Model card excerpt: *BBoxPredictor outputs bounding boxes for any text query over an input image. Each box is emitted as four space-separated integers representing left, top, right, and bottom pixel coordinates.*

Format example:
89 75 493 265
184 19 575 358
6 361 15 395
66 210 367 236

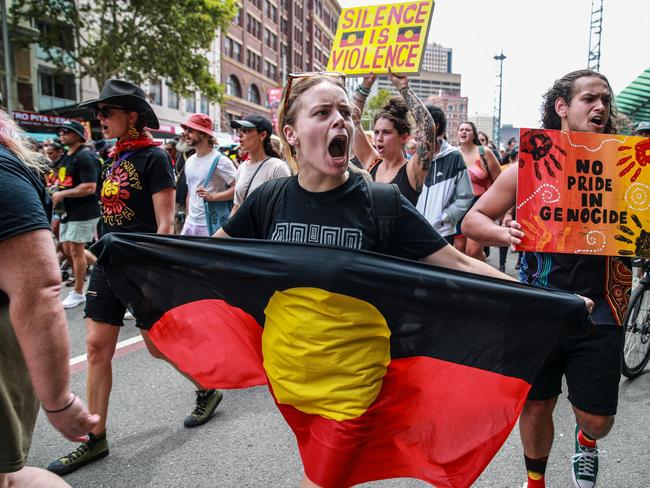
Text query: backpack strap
366 181 401 254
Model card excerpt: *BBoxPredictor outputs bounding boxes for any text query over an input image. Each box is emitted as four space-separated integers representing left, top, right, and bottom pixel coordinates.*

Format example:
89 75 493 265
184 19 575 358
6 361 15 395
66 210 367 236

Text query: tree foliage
13 0 237 102
367 88 393 113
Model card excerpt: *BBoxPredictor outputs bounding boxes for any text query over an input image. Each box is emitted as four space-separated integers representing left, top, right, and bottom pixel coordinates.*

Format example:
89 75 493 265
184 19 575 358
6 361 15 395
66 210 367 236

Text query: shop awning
616 68 650 124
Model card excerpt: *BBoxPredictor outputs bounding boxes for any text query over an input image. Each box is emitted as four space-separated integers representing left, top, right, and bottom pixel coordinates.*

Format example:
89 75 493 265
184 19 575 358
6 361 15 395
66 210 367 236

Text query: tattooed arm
351 74 378 170
389 71 437 192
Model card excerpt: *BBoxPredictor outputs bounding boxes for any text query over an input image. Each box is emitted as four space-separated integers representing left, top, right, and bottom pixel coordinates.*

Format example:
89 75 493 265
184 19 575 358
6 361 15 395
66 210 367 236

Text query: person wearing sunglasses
213 72 536 487
229 114 290 215
47 80 215 476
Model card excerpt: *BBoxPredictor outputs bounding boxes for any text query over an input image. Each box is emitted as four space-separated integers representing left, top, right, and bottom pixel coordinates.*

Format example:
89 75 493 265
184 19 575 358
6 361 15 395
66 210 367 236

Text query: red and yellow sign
516 128 650 257
326 1 435 75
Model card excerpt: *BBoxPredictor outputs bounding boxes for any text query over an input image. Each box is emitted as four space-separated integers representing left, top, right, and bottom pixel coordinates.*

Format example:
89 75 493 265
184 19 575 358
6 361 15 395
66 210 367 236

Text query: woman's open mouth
328 135 348 161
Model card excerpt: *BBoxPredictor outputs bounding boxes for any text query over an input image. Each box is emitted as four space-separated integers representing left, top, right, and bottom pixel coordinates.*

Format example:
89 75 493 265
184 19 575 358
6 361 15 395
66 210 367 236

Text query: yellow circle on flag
404 30 413 39
262 287 391 421
347 34 357 44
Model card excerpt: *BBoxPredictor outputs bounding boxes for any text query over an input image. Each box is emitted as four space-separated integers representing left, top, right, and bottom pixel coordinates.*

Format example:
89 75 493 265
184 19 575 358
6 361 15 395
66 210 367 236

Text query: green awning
616 68 650 123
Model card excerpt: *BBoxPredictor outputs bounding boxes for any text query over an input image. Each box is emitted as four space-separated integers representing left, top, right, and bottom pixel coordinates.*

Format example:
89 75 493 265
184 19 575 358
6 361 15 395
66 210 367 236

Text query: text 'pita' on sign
515 128 650 257
326 1 435 76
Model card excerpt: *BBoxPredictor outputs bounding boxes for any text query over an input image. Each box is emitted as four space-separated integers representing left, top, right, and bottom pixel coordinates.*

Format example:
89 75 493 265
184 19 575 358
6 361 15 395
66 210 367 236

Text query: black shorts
528 324 624 416
84 264 127 326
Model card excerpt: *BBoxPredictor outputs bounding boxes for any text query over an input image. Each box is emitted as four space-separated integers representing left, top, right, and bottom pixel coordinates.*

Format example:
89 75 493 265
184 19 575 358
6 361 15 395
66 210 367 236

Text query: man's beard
176 140 190 152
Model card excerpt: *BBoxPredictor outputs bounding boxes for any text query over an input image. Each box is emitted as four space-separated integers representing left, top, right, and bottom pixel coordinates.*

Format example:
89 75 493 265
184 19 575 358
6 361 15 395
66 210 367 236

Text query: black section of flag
95 233 589 383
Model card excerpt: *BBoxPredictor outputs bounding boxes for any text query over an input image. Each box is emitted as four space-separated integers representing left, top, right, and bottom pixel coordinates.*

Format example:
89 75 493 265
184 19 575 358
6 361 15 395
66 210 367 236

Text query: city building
499 124 519 148
427 94 468 145
1 4 223 140
421 43 452 73
375 71 461 103
220 0 341 130
468 114 494 140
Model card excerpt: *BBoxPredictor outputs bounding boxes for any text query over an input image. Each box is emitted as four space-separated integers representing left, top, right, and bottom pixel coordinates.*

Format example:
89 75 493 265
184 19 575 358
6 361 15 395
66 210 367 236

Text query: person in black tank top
351 73 435 206
369 161 418 205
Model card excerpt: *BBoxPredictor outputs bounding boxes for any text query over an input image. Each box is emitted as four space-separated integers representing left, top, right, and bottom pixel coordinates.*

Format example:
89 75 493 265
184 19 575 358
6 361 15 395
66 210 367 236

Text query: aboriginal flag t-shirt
100 146 175 234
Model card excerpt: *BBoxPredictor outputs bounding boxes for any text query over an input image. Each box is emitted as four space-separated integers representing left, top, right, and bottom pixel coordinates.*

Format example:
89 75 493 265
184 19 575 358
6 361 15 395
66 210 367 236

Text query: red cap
181 113 214 137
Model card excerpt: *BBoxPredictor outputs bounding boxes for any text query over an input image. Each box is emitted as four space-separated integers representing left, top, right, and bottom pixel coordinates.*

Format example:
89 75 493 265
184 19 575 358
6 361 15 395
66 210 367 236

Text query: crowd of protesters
1 65 648 488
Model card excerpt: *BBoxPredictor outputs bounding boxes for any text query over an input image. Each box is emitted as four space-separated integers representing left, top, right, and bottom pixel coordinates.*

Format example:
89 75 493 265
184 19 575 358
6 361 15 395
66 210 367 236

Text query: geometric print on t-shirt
271 222 362 249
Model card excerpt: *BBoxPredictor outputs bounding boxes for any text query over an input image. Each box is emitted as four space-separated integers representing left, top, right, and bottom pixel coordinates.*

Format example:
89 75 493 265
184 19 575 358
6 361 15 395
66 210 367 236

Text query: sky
338 0 649 129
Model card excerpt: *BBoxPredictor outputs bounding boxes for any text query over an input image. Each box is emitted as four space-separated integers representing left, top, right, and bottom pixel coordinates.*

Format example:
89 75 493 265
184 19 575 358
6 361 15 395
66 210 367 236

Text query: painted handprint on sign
617 138 650 183
519 129 567 180
520 215 571 252
616 214 650 258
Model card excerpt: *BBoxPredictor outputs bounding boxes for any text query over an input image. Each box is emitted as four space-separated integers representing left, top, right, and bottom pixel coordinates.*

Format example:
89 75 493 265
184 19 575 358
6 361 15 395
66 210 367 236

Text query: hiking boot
184 389 223 428
571 425 599 488
47 432 109 476
62 291 86 309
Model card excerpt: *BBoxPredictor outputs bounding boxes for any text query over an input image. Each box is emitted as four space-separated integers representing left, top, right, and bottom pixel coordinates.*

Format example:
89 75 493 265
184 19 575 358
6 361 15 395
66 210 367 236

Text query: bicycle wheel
622 284 650 378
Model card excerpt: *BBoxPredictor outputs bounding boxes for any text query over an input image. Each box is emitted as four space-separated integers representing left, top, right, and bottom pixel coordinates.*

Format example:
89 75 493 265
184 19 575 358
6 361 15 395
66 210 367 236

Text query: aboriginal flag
340 30 365 47
95 233 588 488
396 26 421 43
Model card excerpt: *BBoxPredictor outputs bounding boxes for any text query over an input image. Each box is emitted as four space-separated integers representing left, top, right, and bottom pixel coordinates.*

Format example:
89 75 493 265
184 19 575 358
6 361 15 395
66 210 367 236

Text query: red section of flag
396 26 421 43
275 356 529 488
396 33 420 43
148 300 267 389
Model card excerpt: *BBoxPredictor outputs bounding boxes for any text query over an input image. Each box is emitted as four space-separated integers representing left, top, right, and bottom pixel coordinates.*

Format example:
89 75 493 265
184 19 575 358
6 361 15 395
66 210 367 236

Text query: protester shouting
212 71 565 488
462 69 626 488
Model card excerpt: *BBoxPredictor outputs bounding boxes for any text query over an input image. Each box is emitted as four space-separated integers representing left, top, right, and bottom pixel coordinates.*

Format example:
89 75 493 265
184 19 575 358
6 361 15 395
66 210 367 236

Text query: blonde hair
0 110 48 172
278 74 363 176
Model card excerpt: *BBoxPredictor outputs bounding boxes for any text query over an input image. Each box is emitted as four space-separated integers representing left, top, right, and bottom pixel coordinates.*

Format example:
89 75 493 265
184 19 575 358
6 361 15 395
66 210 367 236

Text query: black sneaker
184 389 223 428
47 432 109 476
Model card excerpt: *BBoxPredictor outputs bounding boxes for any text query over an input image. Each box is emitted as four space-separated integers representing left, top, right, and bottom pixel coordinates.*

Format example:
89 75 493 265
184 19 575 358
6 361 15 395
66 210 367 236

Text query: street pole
493 51 506 148
0 0 13 112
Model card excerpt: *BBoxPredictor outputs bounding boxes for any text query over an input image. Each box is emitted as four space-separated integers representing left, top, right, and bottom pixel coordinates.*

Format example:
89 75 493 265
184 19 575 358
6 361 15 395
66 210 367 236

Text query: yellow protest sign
326 1 435 75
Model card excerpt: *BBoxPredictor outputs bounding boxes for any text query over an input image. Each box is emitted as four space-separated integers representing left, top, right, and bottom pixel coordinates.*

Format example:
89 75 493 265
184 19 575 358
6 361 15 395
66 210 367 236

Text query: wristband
355 86 371 97
43 393 76 413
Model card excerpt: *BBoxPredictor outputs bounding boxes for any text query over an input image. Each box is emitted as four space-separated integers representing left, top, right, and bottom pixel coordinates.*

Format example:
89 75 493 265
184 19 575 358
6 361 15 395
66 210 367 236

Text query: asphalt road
27 249 650 487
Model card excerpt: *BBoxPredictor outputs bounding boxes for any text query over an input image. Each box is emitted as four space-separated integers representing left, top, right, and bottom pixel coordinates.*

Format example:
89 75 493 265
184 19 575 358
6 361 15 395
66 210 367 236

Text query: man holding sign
462 69 629 488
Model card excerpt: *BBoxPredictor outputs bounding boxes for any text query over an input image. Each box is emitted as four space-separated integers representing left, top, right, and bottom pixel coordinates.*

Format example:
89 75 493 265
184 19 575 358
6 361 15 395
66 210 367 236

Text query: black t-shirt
223 172 446 260
99 146 175 234
57 147 101 222
0 145 52 305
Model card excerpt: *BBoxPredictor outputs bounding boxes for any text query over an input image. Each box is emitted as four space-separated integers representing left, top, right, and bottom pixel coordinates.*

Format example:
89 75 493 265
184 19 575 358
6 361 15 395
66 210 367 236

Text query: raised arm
389 71 436 191
350 74 379 169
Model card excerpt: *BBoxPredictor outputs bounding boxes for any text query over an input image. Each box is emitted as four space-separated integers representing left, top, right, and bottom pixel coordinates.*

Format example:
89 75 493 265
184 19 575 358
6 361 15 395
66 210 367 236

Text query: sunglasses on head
282 71 346 115
94 106 127 119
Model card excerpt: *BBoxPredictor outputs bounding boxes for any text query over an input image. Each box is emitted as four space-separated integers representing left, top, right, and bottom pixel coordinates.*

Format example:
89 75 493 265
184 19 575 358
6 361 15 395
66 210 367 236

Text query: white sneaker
124 310 134 320
62 291 86 309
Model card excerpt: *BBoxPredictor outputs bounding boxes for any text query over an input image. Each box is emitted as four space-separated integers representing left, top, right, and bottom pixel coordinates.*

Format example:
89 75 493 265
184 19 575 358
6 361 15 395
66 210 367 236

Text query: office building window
167 84 179 109
186 92 196 113
149 80 162 105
